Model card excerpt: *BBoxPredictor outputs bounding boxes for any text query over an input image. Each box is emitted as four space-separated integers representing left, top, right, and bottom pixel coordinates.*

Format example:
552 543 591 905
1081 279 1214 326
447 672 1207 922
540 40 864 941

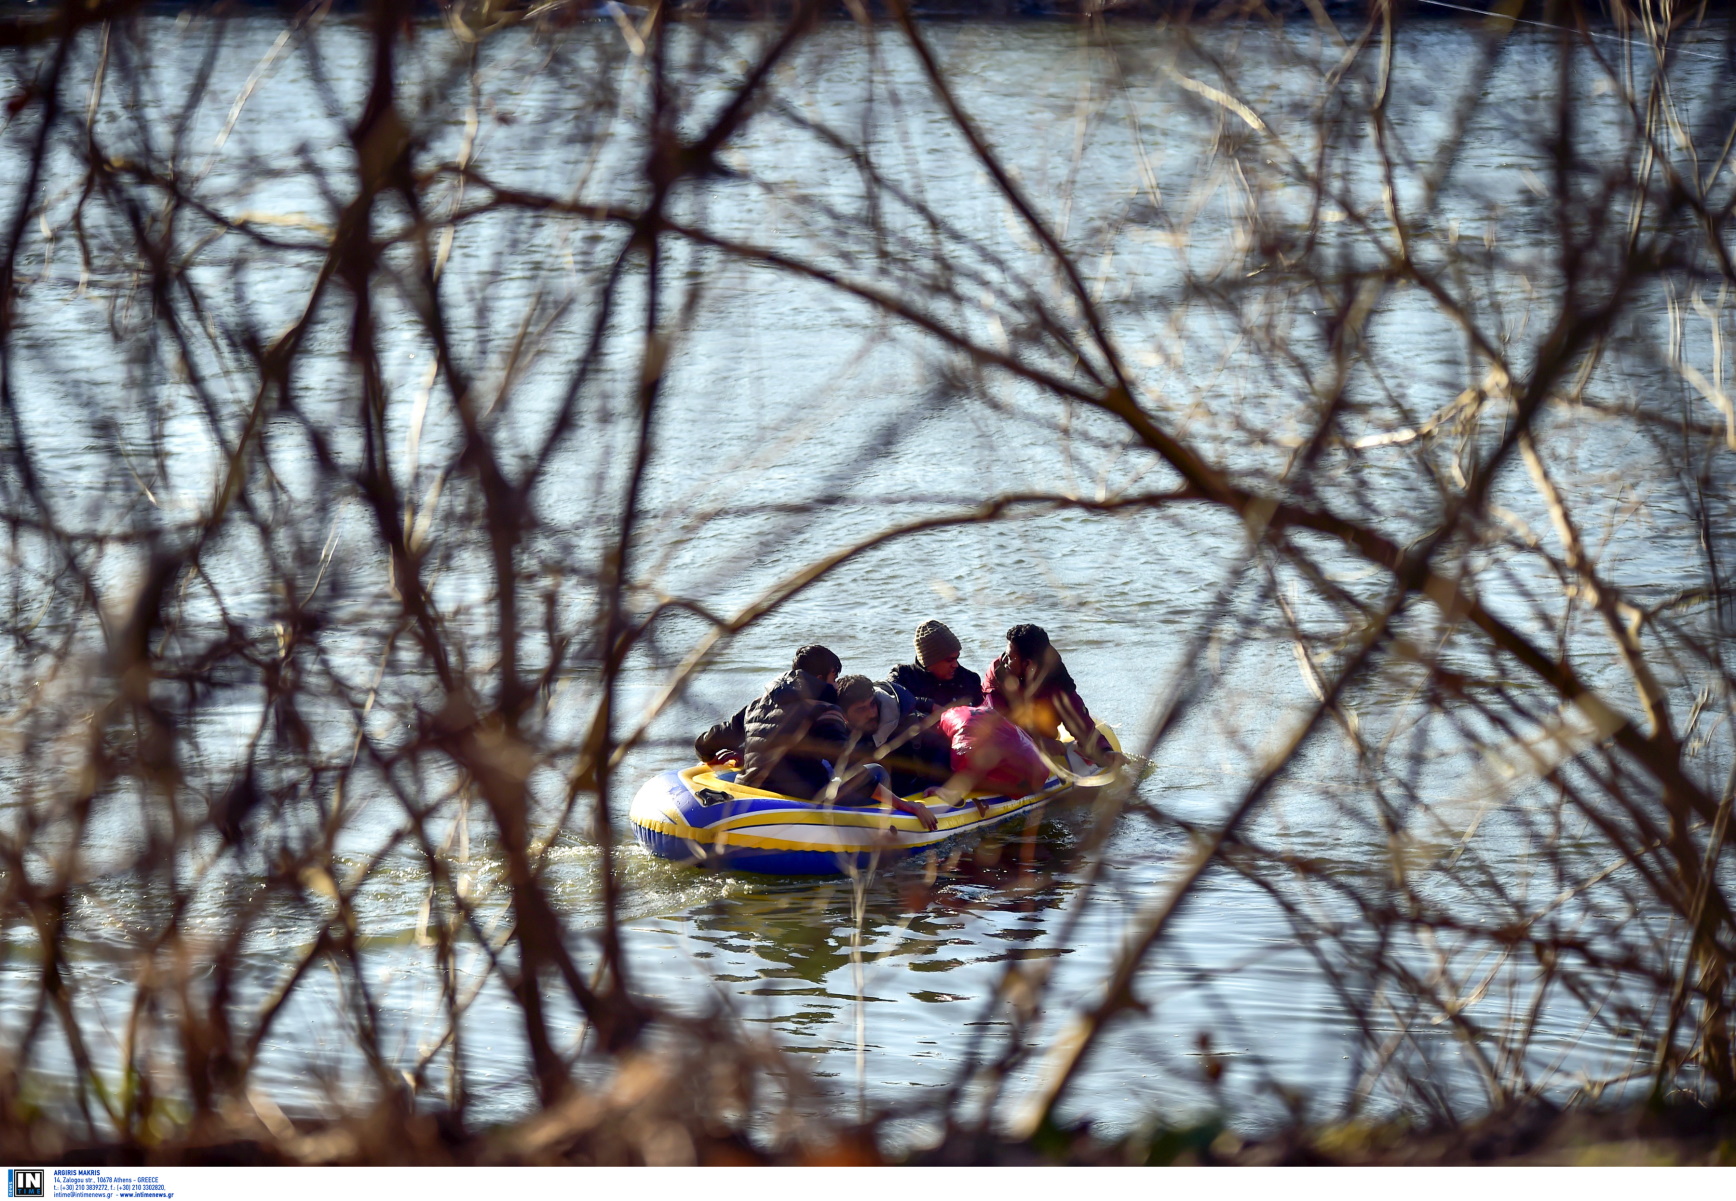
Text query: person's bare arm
1055 691 1116 767
878 784 938 831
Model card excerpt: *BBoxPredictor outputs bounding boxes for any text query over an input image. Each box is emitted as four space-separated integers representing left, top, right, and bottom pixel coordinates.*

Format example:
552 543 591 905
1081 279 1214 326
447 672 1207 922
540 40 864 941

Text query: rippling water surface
0 11 1721 1142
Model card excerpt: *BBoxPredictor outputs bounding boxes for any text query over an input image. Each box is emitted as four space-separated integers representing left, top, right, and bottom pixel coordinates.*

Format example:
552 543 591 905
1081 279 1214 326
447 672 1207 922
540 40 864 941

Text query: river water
0 9 1728 1147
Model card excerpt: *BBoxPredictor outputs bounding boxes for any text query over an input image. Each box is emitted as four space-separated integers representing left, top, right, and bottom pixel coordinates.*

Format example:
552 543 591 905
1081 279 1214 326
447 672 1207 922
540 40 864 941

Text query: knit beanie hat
913 620 962 669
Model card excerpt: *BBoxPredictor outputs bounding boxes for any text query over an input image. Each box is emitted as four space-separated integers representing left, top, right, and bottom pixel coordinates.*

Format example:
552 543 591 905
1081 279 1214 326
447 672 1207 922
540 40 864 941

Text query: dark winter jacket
886 661 984 712
695 706 748 763
740 670 875 803
694 674 841 763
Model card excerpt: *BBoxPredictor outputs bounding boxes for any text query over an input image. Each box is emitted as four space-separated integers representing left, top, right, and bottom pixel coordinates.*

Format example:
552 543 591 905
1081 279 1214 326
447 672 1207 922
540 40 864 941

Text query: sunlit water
0 11 1726 1144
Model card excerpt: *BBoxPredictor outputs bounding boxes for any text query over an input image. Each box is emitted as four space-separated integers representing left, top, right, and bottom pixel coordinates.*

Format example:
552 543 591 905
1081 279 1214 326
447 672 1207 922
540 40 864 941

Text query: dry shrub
0 0 1731 1163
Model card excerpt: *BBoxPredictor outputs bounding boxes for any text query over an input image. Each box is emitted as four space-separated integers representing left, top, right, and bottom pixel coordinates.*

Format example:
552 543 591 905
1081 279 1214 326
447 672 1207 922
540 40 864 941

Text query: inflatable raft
629 723 1122 876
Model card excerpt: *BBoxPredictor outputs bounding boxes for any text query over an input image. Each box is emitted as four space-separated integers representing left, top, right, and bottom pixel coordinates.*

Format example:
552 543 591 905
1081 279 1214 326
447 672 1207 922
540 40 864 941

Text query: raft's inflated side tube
629 723 1122 877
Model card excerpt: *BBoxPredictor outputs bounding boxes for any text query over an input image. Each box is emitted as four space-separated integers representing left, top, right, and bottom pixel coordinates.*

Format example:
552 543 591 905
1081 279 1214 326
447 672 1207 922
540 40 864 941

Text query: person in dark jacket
985 623 1117 770
695 644 841 766
739 668 861 799
886 620 983 712
741 670 937 828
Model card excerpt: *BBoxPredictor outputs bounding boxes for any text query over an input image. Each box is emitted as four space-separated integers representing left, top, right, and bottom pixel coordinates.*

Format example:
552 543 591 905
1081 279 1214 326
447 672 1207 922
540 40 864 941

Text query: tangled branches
0 0 1732 1165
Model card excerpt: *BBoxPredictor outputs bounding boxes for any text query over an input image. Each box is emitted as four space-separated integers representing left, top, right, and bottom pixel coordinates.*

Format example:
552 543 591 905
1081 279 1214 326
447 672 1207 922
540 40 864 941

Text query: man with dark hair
695 644 841 765
886 620 983 712
834 674 879 732
735 669 937 828
792 643 842 681
985 623 1116 769
837 674 952 796
737 669 859 798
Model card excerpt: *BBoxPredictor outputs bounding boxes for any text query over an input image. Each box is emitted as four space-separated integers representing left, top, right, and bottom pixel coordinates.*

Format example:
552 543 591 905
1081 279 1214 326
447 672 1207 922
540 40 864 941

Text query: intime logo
6 1170 43 1199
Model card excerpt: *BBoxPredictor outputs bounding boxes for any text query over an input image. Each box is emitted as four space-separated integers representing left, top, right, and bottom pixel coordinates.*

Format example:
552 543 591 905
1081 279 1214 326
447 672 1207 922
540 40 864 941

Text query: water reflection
659 812 1081 983
0 8 1716 1143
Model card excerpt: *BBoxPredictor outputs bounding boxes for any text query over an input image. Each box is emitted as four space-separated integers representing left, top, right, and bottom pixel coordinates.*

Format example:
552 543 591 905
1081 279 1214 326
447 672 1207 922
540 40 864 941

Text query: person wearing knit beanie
887 621 983 712
913 620 962 674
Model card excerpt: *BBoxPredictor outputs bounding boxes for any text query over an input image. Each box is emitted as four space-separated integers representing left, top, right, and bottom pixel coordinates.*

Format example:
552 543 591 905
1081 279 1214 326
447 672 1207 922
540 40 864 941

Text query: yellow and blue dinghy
629 724 1121 877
